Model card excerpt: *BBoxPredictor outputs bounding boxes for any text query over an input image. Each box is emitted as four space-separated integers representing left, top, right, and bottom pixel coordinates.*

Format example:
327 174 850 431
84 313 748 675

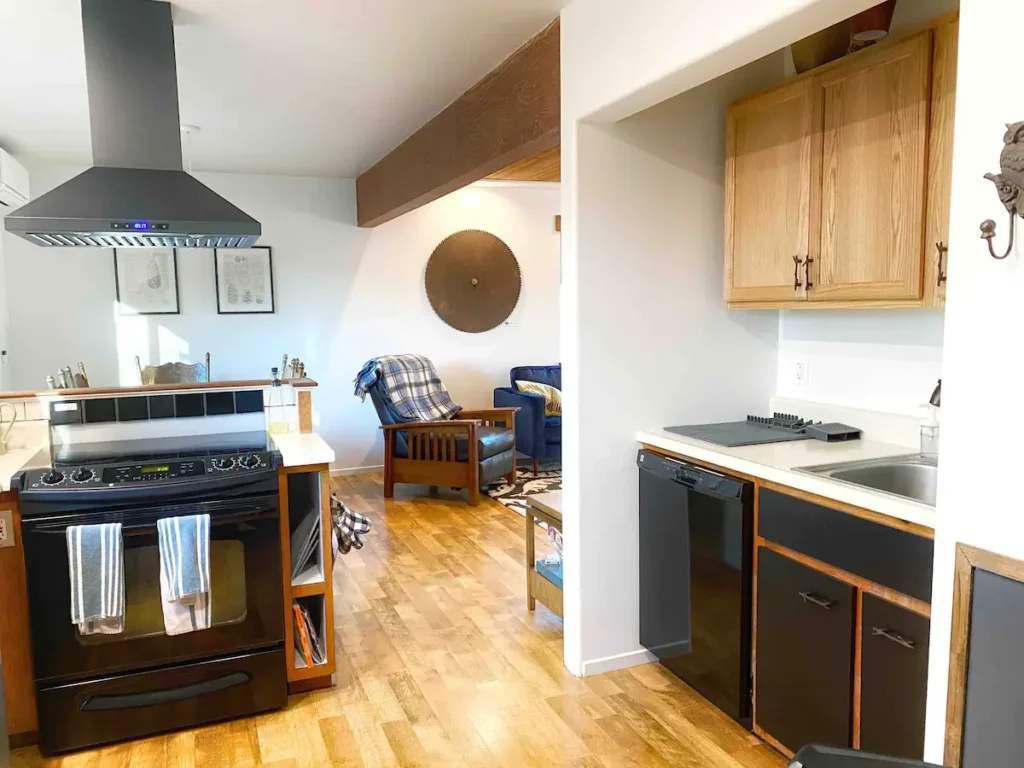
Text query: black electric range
14 430 287 755
14 430 280 508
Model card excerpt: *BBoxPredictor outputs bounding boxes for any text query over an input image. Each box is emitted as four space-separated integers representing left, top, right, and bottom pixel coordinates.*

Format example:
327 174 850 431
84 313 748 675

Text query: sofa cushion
544 416 562 444
510 365 561 391
456 426 515 462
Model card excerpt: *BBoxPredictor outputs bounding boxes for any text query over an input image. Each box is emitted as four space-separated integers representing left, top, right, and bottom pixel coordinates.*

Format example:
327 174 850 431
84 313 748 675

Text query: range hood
4 0 260 248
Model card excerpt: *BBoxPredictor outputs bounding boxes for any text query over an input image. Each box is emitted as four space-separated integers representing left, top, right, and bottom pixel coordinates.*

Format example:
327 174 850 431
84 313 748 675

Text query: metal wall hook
980 212 1016 260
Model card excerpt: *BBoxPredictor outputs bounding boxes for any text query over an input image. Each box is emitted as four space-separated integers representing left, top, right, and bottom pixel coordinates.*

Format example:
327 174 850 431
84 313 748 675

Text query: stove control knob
71 467 94 483
240 454 261 469
41 470 65 485
213 457 235 471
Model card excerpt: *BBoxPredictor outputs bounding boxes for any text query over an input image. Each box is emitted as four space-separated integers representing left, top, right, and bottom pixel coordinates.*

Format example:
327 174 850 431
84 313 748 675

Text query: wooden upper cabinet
724 79 816 303
811 33 932 301
923 15 958 307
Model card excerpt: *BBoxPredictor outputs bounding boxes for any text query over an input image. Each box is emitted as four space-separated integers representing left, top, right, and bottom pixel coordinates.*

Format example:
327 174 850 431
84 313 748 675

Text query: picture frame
214 246 275 314
113 248 180 315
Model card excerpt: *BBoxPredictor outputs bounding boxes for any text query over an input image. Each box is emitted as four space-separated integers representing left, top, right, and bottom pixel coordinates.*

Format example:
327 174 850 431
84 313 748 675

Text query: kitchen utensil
0 402 18 456
77 362 90 388
46 375 57 390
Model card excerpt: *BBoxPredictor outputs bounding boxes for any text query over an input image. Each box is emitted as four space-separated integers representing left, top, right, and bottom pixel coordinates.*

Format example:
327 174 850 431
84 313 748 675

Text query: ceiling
0 0 568 178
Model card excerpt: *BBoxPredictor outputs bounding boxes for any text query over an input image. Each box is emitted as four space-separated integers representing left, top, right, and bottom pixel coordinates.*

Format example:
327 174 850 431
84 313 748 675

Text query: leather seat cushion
457 426 515 461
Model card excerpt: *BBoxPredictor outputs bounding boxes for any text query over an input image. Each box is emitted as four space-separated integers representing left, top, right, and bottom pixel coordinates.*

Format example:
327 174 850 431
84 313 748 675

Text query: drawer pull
872 627 916 649
798 591 835 610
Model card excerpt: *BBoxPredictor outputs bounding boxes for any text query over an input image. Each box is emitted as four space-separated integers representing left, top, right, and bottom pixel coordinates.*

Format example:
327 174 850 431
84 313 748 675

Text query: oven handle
80 670 251 712
24 508 278 535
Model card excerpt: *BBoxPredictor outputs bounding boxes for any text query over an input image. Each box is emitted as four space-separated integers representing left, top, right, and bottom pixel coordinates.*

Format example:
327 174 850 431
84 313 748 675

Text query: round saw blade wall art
425 230 522 333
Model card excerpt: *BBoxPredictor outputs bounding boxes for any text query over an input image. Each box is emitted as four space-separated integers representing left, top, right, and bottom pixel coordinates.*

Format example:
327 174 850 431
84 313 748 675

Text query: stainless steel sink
797 454 938 506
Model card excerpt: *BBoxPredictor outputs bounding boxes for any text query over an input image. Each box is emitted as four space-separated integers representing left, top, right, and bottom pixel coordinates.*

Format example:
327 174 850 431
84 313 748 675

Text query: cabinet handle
936 242 948 286
793 254 802 291
798 591 834 610
803 257 814 290
872 627 916 649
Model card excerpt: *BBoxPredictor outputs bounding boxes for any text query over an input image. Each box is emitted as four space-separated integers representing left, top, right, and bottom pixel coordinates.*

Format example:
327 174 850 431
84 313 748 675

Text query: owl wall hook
981 121 1024 260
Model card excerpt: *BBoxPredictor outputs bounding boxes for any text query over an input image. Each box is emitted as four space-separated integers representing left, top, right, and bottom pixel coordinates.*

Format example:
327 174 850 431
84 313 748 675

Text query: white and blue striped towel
157 514 212 635
66 522 125 635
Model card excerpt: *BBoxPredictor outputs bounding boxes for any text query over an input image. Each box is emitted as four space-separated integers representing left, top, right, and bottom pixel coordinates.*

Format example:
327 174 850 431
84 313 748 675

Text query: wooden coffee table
526 490 563 618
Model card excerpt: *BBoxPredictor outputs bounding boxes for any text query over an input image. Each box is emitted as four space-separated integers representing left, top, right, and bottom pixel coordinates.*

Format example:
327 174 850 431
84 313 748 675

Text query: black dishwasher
638 449 754 726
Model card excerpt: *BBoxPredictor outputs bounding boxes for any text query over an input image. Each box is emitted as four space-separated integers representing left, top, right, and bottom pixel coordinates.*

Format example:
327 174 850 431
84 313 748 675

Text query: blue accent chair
494 365 561 473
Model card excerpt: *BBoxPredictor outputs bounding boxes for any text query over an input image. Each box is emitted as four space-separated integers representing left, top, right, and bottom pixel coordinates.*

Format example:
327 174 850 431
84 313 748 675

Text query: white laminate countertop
271 432 335 468
0 445 50 493
638 428 936 530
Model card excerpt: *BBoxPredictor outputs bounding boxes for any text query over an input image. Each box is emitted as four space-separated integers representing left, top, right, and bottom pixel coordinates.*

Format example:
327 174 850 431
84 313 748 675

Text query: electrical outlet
0 508 12 548
791 355 809 387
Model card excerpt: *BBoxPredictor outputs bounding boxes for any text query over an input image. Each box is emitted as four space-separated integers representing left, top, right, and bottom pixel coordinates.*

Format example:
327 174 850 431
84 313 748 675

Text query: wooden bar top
0 378 318 401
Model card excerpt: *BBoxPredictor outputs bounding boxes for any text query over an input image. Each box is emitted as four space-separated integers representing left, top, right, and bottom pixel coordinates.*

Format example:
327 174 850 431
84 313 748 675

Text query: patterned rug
486 462 561 517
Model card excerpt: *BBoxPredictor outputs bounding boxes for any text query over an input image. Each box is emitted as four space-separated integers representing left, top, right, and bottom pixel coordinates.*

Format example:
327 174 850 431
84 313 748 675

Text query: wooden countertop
0 378 318 401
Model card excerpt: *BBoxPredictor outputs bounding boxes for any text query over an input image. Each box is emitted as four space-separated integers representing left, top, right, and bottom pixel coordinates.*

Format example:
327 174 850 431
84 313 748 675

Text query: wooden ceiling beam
356 18 560 228
487 145 560 182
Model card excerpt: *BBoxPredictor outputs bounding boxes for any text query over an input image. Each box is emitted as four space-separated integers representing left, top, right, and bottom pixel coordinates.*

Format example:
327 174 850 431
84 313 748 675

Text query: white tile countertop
0 445 50 492
638 428 936 530
271 432 335 468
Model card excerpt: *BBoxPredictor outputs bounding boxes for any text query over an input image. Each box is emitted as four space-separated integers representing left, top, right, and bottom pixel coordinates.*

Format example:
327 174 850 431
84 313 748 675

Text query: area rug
486 463 561 517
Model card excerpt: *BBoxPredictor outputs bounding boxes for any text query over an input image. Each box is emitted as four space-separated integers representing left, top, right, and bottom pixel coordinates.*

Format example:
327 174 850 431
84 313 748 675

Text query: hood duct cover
4 0 260 248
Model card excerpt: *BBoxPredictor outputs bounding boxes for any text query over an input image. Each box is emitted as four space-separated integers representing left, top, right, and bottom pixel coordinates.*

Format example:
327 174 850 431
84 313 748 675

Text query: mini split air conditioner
0 148 29 210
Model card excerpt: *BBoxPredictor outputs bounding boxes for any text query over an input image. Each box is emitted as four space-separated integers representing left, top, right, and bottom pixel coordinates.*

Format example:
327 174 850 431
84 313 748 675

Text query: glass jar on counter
267 367 295 435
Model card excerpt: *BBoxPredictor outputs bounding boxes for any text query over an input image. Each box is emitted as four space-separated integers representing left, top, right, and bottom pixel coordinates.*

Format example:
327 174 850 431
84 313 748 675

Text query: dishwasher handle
637 450 749 501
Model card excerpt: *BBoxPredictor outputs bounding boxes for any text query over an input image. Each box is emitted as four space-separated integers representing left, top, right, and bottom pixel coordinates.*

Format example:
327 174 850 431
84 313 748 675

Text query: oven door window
77 540 248 644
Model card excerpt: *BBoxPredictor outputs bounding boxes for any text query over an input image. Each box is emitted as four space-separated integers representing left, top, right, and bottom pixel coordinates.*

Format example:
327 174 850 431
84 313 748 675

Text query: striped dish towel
66 523 125 635
157 514 212 635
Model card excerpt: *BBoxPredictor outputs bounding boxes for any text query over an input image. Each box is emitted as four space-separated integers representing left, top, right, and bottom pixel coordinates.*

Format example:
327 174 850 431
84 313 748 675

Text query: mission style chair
367 386 519 506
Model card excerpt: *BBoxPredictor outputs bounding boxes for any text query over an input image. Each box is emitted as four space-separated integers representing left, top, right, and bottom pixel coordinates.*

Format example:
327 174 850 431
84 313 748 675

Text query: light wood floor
13 473 784 767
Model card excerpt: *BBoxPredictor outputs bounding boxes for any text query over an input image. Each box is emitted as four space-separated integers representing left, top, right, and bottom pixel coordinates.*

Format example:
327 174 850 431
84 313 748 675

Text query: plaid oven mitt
330 492 372 563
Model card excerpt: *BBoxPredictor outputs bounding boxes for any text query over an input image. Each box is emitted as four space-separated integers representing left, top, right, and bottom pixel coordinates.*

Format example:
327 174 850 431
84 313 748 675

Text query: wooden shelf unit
277 464 335 692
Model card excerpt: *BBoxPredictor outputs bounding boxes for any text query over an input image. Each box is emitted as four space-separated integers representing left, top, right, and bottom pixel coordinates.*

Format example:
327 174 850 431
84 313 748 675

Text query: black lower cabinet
860 595 930 760
756 547 854 754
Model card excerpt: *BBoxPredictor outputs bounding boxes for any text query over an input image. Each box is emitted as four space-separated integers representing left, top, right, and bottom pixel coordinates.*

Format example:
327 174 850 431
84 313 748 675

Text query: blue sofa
494 365 561 473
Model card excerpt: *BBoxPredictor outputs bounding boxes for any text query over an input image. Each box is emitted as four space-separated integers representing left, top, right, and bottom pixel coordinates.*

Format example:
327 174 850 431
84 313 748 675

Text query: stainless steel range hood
4 0 260 248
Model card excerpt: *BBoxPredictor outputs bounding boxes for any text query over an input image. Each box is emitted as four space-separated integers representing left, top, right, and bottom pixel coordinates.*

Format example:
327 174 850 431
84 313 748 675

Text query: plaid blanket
353 355 462 423
331 493 371 559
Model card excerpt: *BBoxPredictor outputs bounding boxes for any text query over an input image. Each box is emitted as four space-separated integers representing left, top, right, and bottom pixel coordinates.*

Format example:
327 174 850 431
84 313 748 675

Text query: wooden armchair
374 398 519 506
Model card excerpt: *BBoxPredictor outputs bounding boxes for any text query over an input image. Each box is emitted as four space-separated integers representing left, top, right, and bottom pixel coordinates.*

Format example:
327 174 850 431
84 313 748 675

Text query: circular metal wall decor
425 229 522 333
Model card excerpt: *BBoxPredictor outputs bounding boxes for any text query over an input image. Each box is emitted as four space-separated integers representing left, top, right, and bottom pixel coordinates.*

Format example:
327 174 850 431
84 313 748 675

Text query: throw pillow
515 380 562 416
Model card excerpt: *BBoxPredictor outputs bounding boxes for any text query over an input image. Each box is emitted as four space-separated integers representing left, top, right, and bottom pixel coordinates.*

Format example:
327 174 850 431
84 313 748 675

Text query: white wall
1 162 560 471
776 310 945 414
0 217 8 392
562 56 784 675
923 0 1024 761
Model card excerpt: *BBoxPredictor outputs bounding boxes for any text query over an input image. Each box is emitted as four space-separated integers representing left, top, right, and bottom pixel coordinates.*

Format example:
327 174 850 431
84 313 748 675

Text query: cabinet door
923 16 958 307
756 547 854 754
725 79 816 303
859 594 930 760
0 494 37 739
812 32 931 301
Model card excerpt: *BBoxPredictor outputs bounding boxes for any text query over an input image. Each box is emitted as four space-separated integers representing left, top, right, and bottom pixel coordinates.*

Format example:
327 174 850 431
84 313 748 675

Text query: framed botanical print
113 248 180 315
214 246 275 314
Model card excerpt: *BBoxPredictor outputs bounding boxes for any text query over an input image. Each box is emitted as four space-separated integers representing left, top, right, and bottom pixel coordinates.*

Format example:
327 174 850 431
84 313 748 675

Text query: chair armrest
379 420 480 431
495 387 544 454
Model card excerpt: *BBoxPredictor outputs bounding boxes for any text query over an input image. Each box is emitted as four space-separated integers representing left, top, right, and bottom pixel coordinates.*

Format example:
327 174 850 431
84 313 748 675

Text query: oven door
22 492 283 685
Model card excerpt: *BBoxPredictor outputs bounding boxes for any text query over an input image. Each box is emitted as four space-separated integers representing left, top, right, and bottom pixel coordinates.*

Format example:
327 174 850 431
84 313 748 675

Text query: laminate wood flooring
12 474 784 767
